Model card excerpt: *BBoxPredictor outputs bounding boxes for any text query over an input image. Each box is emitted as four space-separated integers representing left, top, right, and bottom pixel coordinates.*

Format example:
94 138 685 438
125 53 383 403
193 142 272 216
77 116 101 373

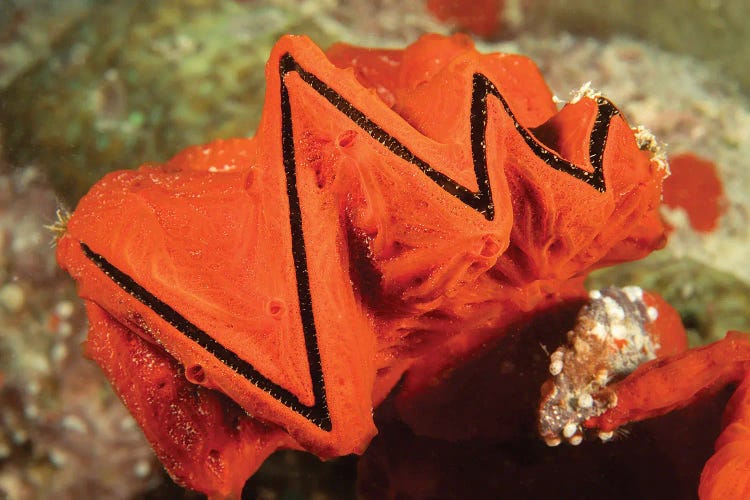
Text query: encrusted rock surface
0 157 162 498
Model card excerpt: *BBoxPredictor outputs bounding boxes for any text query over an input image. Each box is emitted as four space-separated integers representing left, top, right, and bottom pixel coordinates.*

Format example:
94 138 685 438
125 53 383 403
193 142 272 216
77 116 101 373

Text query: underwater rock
518 0 750 94
0 0 335 204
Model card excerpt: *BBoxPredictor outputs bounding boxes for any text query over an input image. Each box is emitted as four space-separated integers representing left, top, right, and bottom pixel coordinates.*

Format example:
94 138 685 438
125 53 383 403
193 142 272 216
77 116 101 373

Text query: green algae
0 0 335 204
521 0 750 95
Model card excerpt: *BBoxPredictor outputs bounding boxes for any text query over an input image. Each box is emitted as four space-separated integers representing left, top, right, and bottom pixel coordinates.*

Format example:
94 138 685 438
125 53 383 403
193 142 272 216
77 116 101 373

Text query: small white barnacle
602 296 625 321
545 436 562 447
562 422 578 439
598 430 614 442
610 323 628 340
577 393 593 409
549 351 564 376
590 322 608 339
621 286 644 303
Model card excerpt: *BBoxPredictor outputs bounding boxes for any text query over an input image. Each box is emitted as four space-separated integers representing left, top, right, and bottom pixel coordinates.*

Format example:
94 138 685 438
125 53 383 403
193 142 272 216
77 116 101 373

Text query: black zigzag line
81 51 618 432
80 242 331 428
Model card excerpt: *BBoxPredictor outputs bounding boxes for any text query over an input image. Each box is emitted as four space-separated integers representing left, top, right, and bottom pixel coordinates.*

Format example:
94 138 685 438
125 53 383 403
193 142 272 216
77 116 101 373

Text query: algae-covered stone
0 0 334 204
0 0 93 91
520 0 750 94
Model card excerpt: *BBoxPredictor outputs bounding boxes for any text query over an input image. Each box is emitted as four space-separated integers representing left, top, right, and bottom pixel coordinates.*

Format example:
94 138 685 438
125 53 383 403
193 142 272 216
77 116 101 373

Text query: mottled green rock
521 0 750 94
0 0 334 204
587 251 750 346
